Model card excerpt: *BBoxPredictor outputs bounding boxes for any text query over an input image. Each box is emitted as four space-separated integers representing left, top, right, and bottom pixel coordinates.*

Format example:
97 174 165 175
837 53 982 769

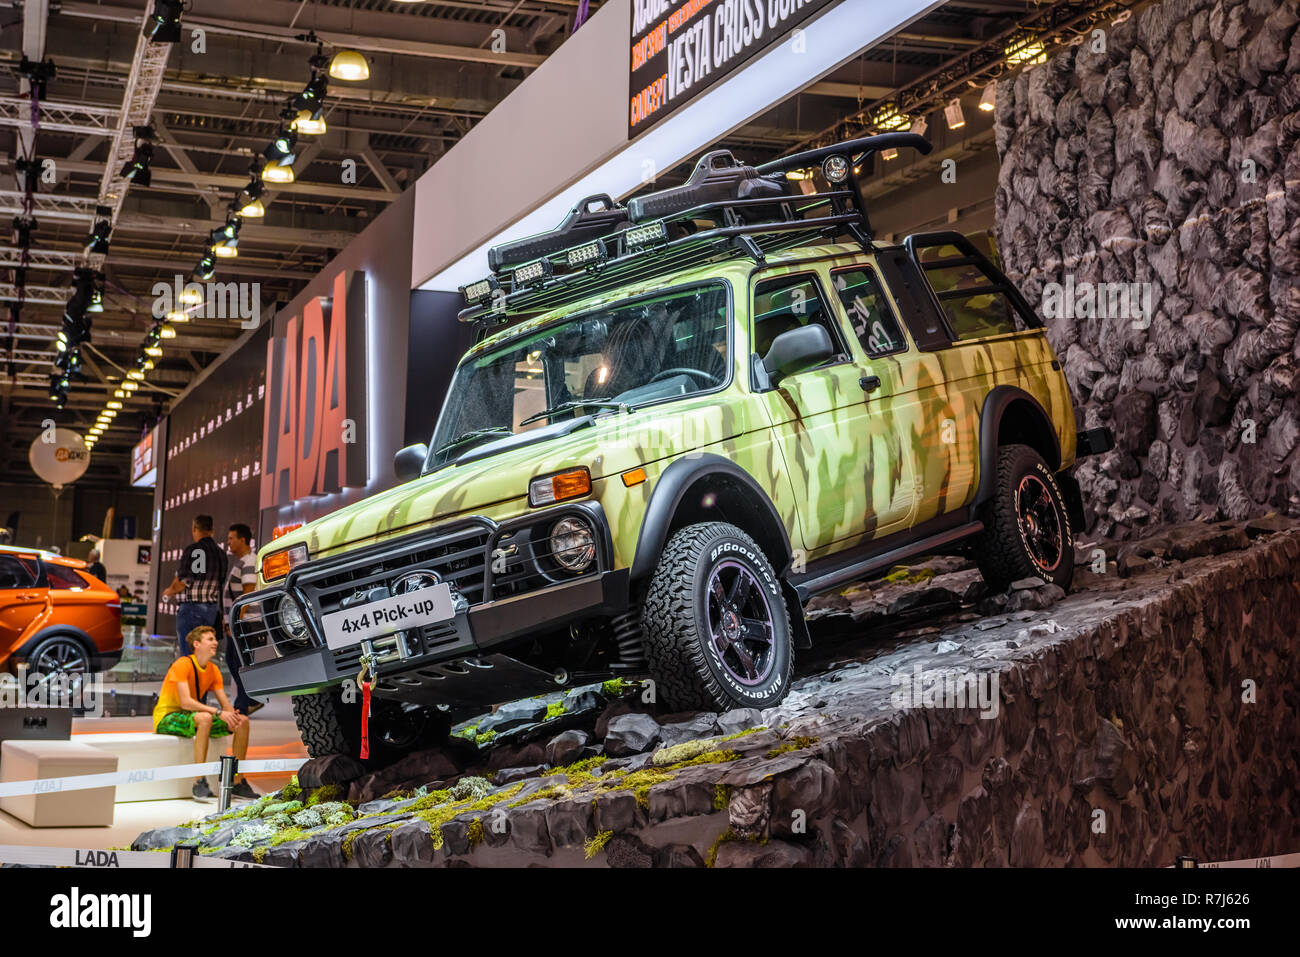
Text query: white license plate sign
322 583 456 650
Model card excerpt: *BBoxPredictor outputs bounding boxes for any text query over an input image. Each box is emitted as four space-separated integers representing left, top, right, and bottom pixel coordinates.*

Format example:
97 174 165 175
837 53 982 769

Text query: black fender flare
630 453 794 581
629 454 810 648
972 386 1062 508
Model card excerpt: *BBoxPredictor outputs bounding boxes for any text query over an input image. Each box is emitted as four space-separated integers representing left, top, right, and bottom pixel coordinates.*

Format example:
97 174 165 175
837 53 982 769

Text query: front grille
296 522 492 617
331 619 460 674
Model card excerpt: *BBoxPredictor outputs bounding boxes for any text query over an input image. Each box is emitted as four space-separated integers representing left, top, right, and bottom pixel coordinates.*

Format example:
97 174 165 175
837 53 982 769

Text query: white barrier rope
1176 851 1300 870
0 844 273 868
0 757 306 798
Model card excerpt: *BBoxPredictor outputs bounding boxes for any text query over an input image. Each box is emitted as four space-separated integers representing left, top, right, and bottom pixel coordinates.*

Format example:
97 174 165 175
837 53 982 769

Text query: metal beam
152 117 224 215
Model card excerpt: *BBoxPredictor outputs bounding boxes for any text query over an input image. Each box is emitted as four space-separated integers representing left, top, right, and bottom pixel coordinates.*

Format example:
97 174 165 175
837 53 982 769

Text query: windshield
428 282 730 470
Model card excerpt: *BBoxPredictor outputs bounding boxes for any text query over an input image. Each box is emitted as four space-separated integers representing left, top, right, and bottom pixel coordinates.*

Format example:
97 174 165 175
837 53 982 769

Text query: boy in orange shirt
153 625 257 800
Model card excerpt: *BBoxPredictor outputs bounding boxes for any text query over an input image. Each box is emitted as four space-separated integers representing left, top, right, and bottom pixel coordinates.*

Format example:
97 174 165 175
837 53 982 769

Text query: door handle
859 375 881 393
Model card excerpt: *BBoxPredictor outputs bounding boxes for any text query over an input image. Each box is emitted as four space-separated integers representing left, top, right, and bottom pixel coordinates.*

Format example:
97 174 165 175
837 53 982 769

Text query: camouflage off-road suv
231 133 1113 760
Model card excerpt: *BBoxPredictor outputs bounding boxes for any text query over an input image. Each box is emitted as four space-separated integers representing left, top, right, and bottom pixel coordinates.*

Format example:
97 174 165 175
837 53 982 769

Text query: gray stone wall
994 0 1300 539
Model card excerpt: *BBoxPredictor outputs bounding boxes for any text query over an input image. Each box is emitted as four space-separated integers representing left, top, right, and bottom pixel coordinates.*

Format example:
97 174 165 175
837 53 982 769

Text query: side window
0 556 37 589
918 244 1023 341
751 274 848 370
45 564 89 589
831 266 909 358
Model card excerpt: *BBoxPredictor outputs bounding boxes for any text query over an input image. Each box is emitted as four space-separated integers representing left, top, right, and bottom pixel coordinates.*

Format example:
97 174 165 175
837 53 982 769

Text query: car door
0 554 49 658
751 270 916 559
827 259 979 527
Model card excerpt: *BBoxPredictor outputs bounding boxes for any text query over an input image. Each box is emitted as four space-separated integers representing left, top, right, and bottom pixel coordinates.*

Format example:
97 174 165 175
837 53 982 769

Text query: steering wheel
648 367 722 387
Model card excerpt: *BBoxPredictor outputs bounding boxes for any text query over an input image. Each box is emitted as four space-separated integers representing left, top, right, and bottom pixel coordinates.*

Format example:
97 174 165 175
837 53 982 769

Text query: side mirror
394 444 428 482
762 324 835 385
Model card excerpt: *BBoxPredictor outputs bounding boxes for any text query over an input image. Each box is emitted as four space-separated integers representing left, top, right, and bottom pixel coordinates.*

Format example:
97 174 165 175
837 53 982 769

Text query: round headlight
549 517 596 574
278 594 309 643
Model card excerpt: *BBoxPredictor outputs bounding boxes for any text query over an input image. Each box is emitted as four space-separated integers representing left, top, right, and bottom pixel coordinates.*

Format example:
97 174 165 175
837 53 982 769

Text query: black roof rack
459 132 932 326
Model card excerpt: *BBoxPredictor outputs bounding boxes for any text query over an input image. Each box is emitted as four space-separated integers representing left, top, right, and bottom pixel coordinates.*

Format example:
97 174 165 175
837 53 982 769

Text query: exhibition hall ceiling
0 0 1120 486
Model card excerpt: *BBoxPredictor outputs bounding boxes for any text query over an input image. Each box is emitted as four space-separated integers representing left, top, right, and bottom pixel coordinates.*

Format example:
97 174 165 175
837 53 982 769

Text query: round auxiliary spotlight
822 154 850 183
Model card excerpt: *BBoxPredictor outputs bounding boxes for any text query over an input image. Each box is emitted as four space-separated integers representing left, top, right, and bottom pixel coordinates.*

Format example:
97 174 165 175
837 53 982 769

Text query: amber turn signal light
621 467 647 487
529 467 592 506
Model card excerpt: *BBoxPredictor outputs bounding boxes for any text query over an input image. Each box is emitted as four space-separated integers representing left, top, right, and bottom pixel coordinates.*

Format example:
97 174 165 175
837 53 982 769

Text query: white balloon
28 429 91 489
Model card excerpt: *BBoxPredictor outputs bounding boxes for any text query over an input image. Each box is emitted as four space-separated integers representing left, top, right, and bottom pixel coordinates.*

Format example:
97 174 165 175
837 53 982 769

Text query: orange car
0 545 123 675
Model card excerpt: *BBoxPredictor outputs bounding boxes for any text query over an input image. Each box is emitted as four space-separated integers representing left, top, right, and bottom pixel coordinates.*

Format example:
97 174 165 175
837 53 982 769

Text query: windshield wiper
432 426 513 456
518 399 631 427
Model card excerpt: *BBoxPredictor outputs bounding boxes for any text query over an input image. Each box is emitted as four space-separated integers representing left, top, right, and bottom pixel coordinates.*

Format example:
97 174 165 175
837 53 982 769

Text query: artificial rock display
995 0 1300 538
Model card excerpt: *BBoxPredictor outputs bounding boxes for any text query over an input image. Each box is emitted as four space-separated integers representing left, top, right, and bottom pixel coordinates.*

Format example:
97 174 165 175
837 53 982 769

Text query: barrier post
217 755 237 813
170 841 199 868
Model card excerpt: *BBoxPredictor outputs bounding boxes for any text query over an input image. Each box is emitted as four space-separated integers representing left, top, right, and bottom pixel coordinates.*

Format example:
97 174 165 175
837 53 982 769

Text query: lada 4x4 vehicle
231 133 1114 760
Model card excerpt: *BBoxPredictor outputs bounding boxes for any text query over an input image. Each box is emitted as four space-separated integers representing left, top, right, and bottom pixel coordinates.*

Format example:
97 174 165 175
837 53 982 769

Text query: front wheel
642 522 793 712
971 443 1075 592
291 689 448 763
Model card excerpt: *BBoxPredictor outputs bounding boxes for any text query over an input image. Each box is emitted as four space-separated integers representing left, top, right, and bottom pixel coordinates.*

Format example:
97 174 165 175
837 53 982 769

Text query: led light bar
625 221 668 248
566 239 606 269
460 276 499 306
513 259 553 287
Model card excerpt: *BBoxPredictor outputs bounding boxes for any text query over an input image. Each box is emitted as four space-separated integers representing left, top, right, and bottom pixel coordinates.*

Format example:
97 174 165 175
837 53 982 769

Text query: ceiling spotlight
882 148 899 161
144 345 162 357
85 217 111 255
261 164 294 184
293 107 327 136
120 139 154 187
122 379 139 392
239 198 265 218
213 243 239 258
210 216 241 247
143 0 183 43
263 124 298 167
979 80 998 112
113 388 126 398
107 400 123 410
193 255 216 281
89 427 103 436
178 286 203 305
944 97 966 130
160 324 176 339
910 116 929 138
127 369 144 381
166 309 190 323
142 358 156 371
292 74 328 114
329 49 369 82
12 216 37 249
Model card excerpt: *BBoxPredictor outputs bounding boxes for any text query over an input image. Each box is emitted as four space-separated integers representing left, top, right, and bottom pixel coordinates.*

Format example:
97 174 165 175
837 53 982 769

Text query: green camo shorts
156 711 232 738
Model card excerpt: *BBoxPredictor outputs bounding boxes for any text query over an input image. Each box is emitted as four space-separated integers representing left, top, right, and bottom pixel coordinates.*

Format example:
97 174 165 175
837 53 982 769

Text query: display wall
152 326 269 637
995 0 1300 539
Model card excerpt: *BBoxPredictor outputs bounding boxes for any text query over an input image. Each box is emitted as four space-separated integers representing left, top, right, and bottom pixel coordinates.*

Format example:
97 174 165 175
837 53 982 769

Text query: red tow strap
360 679 372 760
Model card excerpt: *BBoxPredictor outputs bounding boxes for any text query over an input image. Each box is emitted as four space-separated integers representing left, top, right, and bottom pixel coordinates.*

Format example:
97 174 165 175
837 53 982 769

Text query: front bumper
230 501 629 700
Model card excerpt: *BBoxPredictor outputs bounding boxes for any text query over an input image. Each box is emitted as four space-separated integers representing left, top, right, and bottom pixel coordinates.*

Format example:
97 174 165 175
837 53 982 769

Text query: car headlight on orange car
261 543 308 582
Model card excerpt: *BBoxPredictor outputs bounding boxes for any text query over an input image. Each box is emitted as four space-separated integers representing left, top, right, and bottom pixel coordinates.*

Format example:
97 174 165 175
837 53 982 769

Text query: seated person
152 625 258 801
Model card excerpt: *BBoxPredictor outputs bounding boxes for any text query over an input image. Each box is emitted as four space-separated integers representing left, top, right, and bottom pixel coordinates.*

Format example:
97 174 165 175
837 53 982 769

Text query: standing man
223 523 262 716
86 548 107 584
162 514 227 658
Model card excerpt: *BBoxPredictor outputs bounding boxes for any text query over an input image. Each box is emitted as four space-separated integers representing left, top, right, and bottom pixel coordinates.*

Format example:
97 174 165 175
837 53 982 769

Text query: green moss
268 827 308 846
252 846 268 865
341 828 362 862
881 566 910 583
305 784 343 807
601 678 631 697
719 726 766 742
280 777 302 801
713 783 730 811
467 817 485 848
453 724 478 741
584 830 614 860
544 701 568 720
407 788 453 812
765 735 818 759
475 730 497 745
412 781 530 849
705 829 738 868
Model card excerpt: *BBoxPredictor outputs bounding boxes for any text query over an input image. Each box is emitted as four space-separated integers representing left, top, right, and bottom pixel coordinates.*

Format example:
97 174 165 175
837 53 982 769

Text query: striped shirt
224 552 257 614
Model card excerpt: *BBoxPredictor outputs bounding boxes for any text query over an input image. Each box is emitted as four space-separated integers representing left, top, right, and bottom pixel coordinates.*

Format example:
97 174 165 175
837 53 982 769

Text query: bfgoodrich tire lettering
642 522 794 711
972 443 1075 591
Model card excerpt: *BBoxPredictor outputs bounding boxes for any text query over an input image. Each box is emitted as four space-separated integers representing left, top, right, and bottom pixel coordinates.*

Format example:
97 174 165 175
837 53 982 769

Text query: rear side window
919 244 1023 340
831 266 908 358
45 564 89 589
0 555 37 589
751 274 848 368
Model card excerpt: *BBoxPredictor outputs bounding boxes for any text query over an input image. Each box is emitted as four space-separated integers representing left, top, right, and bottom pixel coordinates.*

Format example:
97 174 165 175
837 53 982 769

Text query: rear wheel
642 522 793 712
16 634 92 676
972 443 1074 591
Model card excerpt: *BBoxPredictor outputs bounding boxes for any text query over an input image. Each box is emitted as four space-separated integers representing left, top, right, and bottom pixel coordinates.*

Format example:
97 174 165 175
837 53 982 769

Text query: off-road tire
641 522 794 712
292 688 451 763
972 443 1075 592
291 689 359 758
